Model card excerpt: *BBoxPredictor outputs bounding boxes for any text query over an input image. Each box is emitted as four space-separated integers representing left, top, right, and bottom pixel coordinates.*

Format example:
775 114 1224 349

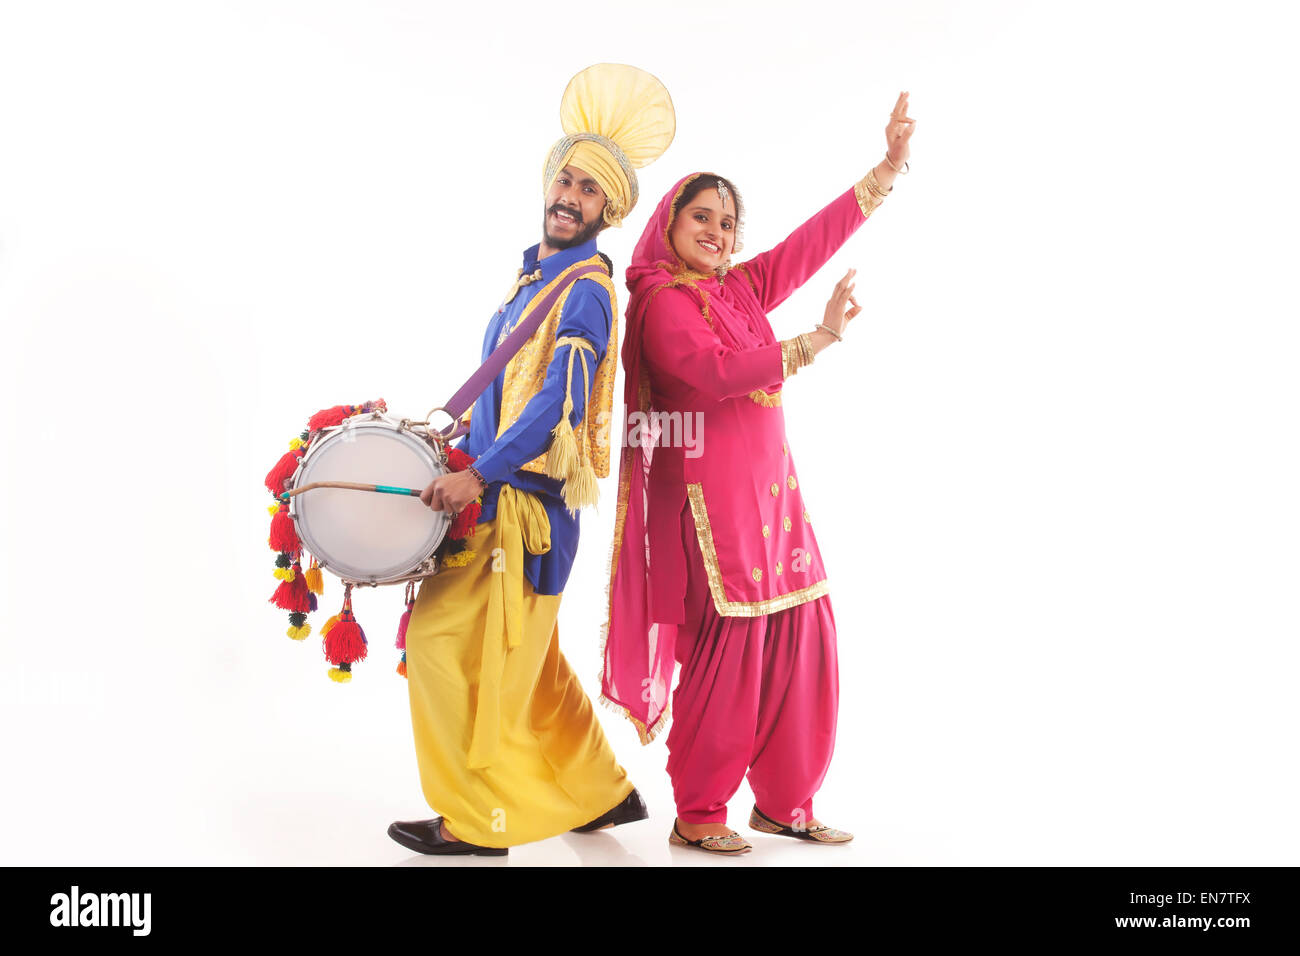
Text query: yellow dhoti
405 486 633 848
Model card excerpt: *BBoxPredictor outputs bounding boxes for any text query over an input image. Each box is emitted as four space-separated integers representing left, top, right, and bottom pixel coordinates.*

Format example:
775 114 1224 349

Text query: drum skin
289 416 450 583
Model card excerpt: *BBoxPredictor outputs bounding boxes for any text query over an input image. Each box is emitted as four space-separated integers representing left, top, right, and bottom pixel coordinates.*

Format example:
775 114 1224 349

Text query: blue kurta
454 238 612 595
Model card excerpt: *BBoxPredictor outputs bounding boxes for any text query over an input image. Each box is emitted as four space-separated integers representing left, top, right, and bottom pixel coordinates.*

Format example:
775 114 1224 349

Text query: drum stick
282 481 422 499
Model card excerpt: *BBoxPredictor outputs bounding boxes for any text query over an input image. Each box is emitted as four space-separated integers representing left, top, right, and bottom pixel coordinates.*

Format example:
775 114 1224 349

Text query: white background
1 0 1296 866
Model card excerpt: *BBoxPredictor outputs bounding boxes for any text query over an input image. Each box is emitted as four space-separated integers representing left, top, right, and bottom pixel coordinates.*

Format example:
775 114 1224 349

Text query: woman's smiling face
669 184 737 273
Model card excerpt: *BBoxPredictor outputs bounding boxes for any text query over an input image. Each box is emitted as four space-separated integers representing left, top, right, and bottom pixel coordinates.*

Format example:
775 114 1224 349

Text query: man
387 64 675 856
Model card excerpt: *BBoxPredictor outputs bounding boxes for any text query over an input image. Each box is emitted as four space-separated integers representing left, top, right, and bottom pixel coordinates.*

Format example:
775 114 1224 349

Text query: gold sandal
749 805 854 844
668 821 753 854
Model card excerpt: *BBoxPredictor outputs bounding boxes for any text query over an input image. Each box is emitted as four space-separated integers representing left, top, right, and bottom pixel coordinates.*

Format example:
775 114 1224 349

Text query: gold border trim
685 482 829 617
748 388 782 407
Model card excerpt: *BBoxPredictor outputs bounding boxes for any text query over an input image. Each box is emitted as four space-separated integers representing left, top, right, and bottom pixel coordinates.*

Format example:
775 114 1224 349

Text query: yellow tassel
321 613 340 636
289 437 304 450
267 503 279 516
327 667 351 683
286 623 311 641
562 461 600 513
441 548 476 568
304 566 323 594
545 423 579 480
273 567 291 581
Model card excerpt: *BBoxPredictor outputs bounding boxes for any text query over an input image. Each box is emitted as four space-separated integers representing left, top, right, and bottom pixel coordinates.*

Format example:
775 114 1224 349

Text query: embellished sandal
668 821 753 854
749 805 854 844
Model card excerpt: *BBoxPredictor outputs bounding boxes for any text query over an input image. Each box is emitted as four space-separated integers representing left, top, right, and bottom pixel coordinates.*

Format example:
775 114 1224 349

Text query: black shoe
387 817 508 856
571 788 650 833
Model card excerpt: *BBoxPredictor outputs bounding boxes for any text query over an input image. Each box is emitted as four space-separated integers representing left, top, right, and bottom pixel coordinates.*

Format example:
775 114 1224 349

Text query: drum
287 413 450 584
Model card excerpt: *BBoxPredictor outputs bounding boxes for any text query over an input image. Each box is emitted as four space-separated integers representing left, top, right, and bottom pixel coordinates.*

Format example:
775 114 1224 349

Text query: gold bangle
816 323 843 343
883 155 909 175
799 332 814 368
864 168 892 201
853 177 882 218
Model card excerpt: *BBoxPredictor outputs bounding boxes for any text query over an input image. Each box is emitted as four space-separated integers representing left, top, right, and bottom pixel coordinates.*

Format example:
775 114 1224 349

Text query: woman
601 93 915 853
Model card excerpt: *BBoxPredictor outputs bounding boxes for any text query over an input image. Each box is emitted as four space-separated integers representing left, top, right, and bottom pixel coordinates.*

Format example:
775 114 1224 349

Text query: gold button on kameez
752 567 763 582
770 483 779 497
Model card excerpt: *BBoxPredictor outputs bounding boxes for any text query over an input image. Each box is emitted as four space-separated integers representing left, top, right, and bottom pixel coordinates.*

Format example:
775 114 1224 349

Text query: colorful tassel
395 581 414 651
327 665 352 683
323 584 368 672
307 405 354 432
448 500 481 540
264 448 304 496
396 653 407 678
270 560 312 612
321 613 340 637
268 501 299 553
304 558 324 595
440 548 476 568
286 611 311 641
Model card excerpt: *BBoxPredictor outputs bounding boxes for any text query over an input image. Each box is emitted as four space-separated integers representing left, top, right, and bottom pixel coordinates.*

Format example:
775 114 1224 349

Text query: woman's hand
807 269 862 356
885 91 915 169
822 268 862 338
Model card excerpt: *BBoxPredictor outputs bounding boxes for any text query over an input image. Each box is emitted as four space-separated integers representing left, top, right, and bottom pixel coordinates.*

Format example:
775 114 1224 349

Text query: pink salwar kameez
602 173 873 825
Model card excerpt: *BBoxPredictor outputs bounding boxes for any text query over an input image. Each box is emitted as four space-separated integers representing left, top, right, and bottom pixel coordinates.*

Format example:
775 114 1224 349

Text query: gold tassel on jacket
547 337 601 514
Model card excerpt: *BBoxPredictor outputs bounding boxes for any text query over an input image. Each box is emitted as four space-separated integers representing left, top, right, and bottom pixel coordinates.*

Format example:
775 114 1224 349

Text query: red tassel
448 500 481 540
323 585 368 666
307 404 355 432
270 561 312 612
264 449 304 496
446 447 475 472
268 502 299 553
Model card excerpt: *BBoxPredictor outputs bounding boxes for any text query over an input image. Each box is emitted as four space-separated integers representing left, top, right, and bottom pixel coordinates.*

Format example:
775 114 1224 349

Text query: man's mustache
547 204 584 225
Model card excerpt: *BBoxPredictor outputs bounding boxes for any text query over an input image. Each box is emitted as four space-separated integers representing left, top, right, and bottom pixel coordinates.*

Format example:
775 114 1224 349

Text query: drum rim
288 414 450 584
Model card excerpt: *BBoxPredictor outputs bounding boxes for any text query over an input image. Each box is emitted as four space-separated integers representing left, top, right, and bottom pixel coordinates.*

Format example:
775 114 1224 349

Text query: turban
542 63 676 228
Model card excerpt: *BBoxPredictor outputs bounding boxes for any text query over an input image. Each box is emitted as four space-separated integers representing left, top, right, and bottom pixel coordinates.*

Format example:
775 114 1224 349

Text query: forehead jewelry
716 180 731 212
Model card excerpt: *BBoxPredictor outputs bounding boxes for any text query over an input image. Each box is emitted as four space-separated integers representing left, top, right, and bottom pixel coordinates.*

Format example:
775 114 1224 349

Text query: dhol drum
287 412 450 585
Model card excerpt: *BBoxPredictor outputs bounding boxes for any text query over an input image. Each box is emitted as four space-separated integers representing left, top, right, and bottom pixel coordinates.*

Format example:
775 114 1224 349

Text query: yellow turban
543 63 676 228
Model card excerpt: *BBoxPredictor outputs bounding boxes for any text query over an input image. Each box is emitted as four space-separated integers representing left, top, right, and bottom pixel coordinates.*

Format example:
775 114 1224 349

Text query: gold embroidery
686 483 829 617
783 442 788 456
787 475 797 490
783 516 792 532
748 388 782 407
853 176 883 218
775 562 783 576
770 483 779 497
752 567 762 582
803 509 811 522
762 524 770 538
497 255 619 480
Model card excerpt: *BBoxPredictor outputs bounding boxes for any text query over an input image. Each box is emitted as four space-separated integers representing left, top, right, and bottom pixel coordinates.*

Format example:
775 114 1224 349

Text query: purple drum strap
441 264 606 431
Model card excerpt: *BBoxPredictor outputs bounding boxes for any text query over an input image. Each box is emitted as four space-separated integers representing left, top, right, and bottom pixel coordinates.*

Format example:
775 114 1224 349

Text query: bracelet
816 323 843 343
780 335 816 379
467 465 488 490
853 177 882 218
883 155 910 175
864 168 892 201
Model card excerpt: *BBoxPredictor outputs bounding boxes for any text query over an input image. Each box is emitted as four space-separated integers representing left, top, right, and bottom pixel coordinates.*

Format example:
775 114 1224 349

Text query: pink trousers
665 505 840 825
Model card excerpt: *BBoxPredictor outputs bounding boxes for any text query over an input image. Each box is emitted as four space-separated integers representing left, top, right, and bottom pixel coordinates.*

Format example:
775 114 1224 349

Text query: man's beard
543 204 602 249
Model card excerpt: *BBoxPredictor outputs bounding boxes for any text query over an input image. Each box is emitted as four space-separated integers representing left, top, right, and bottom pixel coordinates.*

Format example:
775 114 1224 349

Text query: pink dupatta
600 172 765 743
